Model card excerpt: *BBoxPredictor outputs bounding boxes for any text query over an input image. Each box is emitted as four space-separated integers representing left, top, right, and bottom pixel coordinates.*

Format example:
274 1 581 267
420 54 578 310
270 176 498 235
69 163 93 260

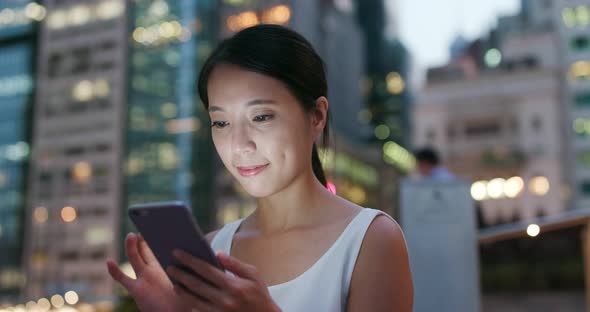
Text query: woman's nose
231 125 256 155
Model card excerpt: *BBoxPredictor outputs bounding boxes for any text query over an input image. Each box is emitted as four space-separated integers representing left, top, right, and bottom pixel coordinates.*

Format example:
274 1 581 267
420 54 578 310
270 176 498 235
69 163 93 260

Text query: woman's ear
311 96 329 139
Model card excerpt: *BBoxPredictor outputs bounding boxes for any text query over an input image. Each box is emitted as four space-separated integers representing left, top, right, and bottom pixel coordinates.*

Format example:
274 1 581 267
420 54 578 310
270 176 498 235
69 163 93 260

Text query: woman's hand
167 250 281 312
106 233 184 312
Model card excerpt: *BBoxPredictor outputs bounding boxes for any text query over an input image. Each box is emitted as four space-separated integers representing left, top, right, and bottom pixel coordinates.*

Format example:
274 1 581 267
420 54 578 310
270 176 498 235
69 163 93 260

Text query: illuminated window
529 176 550 196
576 5 590 26
374 124 390 140
47 1 125 30
573 118 590 137
126 156 145 176
0 74 33 96
0 171 7 188
484 49 502 68
71 161 92 184
563 7 576 27
158 143 178 170
569 61 590 80
563 6 590 27
223 0 248 6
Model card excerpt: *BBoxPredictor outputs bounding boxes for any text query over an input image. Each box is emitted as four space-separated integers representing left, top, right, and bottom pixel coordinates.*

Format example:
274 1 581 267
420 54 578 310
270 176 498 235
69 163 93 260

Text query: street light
61 207 77 223
386 72 404 94
526 224 540 237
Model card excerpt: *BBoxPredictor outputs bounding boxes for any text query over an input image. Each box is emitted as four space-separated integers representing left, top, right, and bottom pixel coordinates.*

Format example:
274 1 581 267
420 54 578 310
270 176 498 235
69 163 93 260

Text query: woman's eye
211 121 228 128
253 114 274 122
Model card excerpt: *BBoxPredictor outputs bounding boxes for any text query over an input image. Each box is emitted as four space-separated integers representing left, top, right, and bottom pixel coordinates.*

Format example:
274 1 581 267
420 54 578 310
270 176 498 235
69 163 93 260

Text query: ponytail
311 143 327 187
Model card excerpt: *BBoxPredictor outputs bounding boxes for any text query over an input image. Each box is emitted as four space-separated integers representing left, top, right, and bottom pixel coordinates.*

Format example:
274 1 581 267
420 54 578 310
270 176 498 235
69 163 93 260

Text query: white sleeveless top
210 208 391 312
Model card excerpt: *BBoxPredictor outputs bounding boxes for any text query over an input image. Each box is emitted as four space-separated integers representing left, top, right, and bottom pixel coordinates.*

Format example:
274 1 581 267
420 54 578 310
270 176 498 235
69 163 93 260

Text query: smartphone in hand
128 201 223 280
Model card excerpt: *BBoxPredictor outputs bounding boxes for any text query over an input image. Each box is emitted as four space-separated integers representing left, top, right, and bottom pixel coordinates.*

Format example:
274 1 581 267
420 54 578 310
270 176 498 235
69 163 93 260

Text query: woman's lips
237 164 269 177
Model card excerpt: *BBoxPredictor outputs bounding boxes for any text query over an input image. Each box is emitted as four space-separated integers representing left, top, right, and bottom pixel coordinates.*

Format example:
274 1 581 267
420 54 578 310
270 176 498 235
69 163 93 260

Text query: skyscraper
125 0 218 235
354 0 412 146
23 0 128 301
0 0 42 303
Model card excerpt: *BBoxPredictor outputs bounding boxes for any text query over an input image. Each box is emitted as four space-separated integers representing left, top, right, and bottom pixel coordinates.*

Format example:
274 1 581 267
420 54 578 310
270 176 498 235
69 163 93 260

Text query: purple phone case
128 201 223 276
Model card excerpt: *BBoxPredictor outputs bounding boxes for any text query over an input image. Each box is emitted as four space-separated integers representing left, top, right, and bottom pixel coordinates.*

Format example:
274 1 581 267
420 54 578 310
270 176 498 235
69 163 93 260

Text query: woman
107 24 413 311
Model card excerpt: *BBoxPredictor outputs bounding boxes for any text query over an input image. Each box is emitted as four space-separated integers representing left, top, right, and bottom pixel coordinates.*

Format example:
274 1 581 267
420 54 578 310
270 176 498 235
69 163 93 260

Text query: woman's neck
248 168 336 235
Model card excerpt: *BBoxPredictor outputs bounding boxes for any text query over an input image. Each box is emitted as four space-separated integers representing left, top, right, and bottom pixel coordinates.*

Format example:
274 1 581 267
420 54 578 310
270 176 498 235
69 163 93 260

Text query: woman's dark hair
197 24 330 187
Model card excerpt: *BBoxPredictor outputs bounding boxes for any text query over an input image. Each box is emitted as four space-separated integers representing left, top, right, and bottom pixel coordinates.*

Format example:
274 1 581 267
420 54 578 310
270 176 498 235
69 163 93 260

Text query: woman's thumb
106 260 135 291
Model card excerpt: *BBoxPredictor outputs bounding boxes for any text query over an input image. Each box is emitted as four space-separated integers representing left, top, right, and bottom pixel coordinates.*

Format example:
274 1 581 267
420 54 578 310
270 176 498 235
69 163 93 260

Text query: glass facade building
355 0 412 147
0 0 36 301
124 0 219 236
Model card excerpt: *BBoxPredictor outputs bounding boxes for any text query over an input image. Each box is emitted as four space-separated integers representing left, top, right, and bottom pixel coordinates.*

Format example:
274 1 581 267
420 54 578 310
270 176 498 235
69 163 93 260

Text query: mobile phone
128 201 223 279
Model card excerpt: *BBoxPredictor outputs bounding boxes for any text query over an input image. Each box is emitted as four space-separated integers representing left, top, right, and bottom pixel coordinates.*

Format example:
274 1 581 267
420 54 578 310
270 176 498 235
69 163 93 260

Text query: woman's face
207 64 322 198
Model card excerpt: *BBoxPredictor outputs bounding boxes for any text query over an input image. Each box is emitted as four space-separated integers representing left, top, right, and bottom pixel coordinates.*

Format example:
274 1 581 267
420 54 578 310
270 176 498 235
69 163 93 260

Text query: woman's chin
242 185 276 198
237 179 282 198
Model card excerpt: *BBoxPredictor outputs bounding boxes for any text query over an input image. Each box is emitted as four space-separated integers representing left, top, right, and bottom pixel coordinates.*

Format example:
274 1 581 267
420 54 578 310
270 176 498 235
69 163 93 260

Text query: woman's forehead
209 64 284 90
207 65 296 107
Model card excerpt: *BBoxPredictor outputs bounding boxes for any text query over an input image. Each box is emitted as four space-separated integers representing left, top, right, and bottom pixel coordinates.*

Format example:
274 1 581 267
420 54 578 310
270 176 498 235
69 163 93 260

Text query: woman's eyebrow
208 106 223 112
208 99 276 112
247 99 276 106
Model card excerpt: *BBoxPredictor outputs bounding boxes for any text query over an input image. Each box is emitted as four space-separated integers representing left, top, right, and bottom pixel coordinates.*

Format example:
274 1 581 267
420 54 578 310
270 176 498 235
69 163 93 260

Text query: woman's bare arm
346 215 414 312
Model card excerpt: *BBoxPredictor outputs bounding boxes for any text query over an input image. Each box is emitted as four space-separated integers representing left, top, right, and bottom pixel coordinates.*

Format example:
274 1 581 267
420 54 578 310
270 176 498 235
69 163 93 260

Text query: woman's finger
167 266 225 303
173 250 228 288
174 284 217 312
217 252 258 280
125 233 147 274
137 234 159 265
106 260 135 291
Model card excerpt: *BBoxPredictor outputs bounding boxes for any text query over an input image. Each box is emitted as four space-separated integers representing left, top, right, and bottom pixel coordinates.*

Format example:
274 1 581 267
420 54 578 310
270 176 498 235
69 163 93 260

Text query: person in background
414 147 455 181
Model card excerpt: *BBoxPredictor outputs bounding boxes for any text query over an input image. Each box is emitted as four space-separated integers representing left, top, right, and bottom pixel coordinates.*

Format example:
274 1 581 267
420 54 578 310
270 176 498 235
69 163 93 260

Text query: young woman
107 24 413 312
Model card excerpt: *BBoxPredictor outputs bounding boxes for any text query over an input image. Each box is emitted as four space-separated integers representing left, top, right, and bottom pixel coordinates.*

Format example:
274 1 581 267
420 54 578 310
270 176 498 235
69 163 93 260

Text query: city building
0 0 42 303
415 68 564 226
124 0 219 234
22 0 128 302
355 0 412 146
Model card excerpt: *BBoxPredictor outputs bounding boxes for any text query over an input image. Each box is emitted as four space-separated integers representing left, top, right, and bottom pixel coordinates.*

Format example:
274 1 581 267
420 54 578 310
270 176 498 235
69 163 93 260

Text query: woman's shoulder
364 210 411 271
353 208 404 250
347 209 413 310
364 211 404 246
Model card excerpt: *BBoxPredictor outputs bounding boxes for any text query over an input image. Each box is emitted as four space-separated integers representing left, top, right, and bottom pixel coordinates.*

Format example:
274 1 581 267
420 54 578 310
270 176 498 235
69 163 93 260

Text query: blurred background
0 0 588 311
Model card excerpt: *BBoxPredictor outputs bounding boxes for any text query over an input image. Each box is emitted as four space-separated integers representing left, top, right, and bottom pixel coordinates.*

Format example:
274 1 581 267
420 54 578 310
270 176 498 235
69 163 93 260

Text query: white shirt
210 208 391 312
